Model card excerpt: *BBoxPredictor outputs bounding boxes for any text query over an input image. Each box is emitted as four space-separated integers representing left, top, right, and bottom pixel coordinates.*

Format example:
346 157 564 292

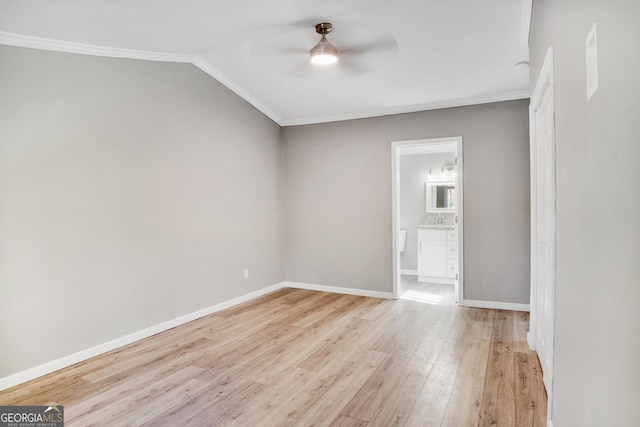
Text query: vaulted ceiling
0 0 531 126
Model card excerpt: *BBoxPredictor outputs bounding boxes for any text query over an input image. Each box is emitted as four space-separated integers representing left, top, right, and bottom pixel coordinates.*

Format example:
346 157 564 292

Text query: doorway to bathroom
391 137 464 304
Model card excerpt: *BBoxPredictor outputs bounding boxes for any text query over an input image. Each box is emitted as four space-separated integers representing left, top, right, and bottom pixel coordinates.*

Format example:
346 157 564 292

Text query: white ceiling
0 0 531 126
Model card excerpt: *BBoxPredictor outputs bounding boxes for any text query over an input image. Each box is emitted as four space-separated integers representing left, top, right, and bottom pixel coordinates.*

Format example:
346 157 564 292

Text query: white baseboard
418 275 455 285
284 281 394 299
400 269 418 276
1 280 395 391
527 331 536 350
0 282 287 391
548 420 554 427
462 299 530 312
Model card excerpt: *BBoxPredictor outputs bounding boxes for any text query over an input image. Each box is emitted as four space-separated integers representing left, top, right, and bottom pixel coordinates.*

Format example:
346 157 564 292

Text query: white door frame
528 45 556 425
391 137 464 303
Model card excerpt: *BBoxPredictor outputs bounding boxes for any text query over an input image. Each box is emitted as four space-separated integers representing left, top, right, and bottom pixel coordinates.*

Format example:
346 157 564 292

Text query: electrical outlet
244 269 249 279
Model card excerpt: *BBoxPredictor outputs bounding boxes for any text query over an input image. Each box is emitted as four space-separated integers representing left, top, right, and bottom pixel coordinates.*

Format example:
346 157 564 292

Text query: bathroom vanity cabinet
417 227 457 285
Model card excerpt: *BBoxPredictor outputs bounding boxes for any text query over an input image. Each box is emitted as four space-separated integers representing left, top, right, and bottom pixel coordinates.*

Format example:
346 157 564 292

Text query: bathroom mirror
426 181 455 212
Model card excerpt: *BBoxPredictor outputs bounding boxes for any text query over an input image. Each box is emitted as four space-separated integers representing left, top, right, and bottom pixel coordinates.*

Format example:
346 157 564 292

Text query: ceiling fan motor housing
315 23 333 35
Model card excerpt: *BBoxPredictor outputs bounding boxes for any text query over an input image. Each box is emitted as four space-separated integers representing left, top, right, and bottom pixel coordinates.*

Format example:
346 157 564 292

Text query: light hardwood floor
0 278 546 426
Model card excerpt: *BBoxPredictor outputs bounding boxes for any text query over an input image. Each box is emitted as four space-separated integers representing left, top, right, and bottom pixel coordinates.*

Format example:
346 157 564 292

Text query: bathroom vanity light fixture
428 161 455 180
310 23 338 65
441 161 455 177
443 161 455 172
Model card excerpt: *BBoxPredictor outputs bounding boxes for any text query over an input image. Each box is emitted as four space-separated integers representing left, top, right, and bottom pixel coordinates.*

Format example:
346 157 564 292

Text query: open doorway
391 137 464 304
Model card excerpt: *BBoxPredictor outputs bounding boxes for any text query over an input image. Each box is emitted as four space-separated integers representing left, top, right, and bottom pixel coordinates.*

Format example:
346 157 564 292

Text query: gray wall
399 153 454 272
0 45 284 378
530 1 640 425
282 100 531 302
0 43 533 382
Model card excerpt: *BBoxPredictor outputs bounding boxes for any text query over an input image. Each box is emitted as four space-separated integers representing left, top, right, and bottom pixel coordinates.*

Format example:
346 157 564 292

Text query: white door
535 85 555 390
530 48 556 395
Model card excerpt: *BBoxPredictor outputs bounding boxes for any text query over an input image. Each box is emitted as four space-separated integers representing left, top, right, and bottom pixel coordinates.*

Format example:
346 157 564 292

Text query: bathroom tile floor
401 275 457 306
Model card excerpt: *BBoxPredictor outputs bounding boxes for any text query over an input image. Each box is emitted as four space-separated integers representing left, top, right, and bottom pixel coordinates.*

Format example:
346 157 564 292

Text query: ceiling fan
309 23 339 65
250 20 398 78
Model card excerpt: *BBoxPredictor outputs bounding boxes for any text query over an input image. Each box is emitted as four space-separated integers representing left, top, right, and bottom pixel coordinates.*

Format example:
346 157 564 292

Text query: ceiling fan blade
252 45 306 59
285 62 314 78
248 17 399 79
336 59 372 77
339 35 398 58
244 17 330 44
333 34 399 76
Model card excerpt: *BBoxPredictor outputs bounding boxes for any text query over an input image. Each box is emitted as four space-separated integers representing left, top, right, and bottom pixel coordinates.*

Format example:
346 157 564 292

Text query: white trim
528 45 555 352
0 281 393 391
282 90 530 127
548 420 554 427
0 31 286 126
400 269 419 276
529 92 538 353
398 144 454 155
283 281 394 299
520 0 533 46
529 44 556 424
418 275 455 285
0 282 287 391
527 331 536 350
462 299 530 312
397 140 461 154
391 137 464 304
455 143 464 305
0 31 193 63
191 57 284 126
392 142 400 300
0 31 529 128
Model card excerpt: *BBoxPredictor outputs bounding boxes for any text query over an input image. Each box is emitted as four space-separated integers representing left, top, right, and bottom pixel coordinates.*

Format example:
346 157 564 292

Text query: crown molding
0 31 529 127
0 31 285 125
280 89 531 127
191 57 285 126
0 31 193 63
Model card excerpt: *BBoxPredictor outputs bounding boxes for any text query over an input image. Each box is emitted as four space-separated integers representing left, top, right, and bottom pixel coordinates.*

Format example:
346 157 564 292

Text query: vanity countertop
417 224 455 230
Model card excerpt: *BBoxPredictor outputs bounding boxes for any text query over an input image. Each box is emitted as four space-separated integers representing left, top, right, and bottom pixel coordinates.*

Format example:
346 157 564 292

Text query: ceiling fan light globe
310 35 338 65
311 53 338 65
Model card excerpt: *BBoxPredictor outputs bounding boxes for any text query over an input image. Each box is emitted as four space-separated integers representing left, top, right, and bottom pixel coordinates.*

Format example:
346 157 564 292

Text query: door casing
528 45 556 425
391 137 464 303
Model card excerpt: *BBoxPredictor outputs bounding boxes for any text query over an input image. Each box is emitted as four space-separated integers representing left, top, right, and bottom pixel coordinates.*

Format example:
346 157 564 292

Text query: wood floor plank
290 292 349 327
441 373 485 427
297 316 390 372
404 360 459 427
222 366 322 426
478 310 517 427
514 351 547 427
441 334 491 426
366 372 427 427
287 351 387 427
329 415 369 427
458 341 491 377
67 365 205 425
339 343 418 422
82 336 213 384
0 279 546 426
